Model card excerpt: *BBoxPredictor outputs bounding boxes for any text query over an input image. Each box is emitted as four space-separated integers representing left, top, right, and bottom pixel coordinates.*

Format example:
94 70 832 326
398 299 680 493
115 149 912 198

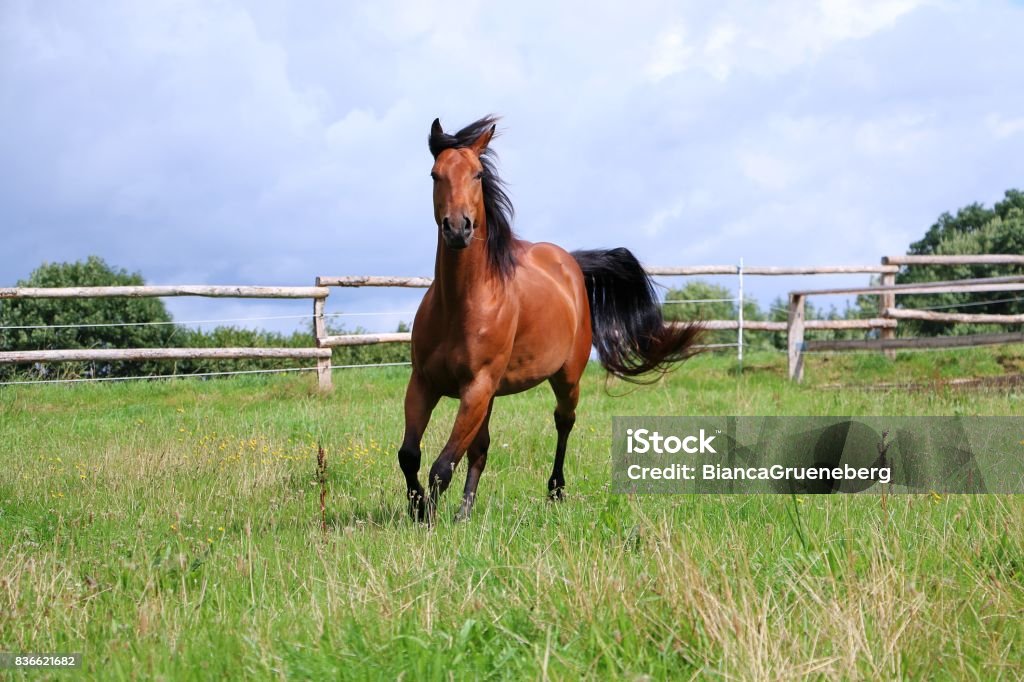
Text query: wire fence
0 361 413 387
663 298 738 305
0 310 419 331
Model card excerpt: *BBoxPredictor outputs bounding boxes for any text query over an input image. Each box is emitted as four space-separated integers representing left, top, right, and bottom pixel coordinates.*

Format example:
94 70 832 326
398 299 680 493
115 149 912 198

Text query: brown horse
399 116 702 522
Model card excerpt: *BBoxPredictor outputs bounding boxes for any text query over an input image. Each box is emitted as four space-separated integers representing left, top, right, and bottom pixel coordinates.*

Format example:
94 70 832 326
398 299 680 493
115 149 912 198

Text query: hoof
454 501 476 523
454 493 476 523
548 479 565 501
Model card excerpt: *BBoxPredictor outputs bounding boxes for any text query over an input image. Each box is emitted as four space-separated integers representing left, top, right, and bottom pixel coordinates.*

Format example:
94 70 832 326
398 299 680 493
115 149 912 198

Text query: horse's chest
412 291 570 396
414 336 492 396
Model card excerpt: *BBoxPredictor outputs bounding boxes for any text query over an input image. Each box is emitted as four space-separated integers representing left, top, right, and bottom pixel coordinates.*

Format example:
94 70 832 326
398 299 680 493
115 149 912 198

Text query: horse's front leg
455 398 494 522
399 371 440 521
427 378 496 524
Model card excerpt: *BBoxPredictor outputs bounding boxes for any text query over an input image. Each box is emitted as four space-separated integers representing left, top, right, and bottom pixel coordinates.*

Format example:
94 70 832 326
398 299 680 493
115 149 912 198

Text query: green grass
1 348 1023 680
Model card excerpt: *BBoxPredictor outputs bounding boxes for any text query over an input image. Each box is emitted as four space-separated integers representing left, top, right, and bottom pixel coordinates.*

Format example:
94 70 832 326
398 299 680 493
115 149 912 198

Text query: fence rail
698 319 896 332
0 285 329 299
319 332 412 347
647 265 899 276
791 275 1024 297
805 332 1024 353
0 348 332 364
884 309 1024 324
882 255 1024 266
315 276 432 288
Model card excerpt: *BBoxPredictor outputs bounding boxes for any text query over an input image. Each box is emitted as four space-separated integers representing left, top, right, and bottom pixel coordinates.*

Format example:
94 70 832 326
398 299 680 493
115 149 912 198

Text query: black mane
429 115 517 280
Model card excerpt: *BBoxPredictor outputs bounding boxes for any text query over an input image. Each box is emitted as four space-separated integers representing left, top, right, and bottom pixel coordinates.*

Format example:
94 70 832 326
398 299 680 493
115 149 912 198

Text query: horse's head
428 118 495 250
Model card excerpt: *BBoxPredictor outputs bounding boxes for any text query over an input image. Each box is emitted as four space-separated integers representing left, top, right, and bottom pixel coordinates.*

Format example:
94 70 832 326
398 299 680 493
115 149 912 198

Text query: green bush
0 256 175 379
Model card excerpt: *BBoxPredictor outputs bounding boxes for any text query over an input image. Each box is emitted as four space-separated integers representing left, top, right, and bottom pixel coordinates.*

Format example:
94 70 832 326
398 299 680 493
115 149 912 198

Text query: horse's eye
475 172 484 181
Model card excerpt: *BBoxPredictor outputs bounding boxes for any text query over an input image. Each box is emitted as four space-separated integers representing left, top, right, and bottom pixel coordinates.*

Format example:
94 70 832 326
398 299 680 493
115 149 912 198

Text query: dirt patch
995 353 1024 373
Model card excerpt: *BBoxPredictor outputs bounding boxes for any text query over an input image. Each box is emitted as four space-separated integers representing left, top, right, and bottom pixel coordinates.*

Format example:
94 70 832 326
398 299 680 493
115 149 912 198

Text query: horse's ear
429 118 445 158
470 124 495 155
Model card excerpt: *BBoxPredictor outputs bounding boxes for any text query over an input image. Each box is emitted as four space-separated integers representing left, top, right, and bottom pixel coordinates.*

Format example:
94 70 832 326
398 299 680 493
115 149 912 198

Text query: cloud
986 113 1024 139
644 0 927 83
738 152 798 191
646 25 695 83
2 0 1024 332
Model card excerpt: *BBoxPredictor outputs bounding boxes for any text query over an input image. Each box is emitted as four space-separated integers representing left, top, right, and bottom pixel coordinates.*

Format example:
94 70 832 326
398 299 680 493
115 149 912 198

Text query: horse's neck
434 240 502 313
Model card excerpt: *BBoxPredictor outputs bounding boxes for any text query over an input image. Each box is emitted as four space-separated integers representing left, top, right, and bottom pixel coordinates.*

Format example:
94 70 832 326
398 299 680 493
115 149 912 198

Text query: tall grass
1 348 1022 679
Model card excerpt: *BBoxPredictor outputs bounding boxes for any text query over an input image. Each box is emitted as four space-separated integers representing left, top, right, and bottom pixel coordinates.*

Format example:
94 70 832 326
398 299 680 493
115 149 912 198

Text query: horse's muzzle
441 216 473 249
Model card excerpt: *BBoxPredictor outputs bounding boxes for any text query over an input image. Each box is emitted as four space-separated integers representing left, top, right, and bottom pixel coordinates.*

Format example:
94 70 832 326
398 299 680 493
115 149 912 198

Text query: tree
0 256 175 378
896 189 1024 336
907 189 1024 256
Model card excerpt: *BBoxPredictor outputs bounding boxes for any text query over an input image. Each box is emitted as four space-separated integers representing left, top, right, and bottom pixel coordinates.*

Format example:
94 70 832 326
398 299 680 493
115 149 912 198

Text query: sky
3 0 1024 333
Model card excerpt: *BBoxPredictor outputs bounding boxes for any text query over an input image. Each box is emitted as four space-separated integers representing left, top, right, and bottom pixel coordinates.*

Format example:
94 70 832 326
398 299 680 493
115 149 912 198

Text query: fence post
787 293 805 382
313 295 332 392
737 258 744 370
879 257 896 360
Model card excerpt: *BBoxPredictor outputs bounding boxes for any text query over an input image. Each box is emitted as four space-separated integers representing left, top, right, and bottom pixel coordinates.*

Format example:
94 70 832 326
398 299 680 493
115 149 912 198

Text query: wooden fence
312 265 898 347
318 258 1024 385
787 254 1024 381
3 255 1022 389
0 285 335 390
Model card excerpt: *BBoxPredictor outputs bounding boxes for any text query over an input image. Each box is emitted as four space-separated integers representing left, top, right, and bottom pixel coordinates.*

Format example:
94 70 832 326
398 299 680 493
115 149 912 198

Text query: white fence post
737 258 744 368
787 293 806 382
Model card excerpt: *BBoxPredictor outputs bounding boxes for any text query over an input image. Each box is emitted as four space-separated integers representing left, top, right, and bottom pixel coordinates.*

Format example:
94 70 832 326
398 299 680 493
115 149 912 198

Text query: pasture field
2 347 1024 680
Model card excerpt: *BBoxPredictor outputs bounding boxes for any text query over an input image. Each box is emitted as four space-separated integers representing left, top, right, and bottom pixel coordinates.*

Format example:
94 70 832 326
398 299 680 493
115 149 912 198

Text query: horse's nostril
442 217 452 232
463 216 472 233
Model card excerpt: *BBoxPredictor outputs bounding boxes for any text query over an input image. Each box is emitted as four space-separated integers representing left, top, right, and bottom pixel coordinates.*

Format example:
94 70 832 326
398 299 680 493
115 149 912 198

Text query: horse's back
513 242 587 324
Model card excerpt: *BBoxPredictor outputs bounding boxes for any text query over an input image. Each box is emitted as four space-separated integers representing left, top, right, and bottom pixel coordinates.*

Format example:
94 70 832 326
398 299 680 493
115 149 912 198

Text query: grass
1 347 1023 680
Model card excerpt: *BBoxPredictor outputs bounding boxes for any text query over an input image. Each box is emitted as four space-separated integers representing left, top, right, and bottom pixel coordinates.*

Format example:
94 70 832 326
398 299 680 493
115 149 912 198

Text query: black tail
572 248 704 383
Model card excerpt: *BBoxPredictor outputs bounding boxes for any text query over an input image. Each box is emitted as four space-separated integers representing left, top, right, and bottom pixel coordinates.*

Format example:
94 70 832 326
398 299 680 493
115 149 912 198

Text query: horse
399 115 703 522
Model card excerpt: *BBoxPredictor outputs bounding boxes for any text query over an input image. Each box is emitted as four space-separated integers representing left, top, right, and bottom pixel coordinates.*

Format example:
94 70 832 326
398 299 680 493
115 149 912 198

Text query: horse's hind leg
456 399 493 522
399 371 440 521
548 371 580 500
